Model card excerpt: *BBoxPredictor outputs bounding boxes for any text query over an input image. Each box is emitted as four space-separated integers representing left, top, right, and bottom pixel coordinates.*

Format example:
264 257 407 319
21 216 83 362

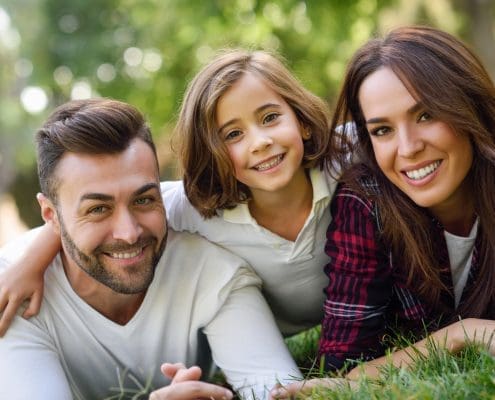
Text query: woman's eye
370 126 391 137
418 112 432 122
225 130 242 141
263 113 279 124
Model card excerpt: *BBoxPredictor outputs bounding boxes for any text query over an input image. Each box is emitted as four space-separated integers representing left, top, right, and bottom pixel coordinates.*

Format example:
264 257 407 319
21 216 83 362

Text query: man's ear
37 193 61 235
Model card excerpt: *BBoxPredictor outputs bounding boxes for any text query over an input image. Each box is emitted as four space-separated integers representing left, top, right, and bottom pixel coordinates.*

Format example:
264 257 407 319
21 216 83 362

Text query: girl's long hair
174 49 331 218
331 26 495 318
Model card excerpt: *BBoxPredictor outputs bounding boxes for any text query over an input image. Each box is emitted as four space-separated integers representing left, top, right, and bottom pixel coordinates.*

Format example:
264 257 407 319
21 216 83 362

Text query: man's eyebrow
133 183 160 196
79 183 160 204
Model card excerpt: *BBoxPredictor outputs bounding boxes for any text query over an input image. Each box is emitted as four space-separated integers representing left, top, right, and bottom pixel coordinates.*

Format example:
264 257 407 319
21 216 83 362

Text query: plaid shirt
319 181 482 371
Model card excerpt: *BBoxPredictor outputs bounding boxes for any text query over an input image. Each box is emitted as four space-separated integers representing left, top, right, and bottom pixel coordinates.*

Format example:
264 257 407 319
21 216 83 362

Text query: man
0 98 300 399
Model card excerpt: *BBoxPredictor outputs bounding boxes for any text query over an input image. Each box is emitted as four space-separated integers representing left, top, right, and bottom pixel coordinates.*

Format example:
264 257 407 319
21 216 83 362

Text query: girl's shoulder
160 180 208 232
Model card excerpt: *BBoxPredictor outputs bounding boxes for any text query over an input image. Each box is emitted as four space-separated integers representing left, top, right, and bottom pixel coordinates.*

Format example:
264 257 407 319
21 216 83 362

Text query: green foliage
0 0 485 224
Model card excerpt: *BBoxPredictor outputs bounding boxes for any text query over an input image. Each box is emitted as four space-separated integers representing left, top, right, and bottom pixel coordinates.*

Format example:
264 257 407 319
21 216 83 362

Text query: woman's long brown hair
330 26 495 319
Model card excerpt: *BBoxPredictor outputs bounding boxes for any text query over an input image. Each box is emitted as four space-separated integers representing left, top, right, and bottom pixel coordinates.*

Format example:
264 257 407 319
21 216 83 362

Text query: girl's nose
249 130 273 153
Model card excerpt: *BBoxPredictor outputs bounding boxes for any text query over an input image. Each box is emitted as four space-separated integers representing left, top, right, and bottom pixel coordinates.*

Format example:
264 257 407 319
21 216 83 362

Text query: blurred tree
456 0 495 79
1 0 493 227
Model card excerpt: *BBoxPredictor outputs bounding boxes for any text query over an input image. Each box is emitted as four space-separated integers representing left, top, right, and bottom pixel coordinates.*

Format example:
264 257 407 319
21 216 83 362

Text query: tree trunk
458 0 495 80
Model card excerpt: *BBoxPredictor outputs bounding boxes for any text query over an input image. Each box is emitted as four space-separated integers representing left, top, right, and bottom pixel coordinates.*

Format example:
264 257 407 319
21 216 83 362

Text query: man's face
49 138 167 294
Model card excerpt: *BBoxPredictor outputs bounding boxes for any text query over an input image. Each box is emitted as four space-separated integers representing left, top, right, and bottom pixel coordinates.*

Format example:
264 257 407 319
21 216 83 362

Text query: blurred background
1 0 494 245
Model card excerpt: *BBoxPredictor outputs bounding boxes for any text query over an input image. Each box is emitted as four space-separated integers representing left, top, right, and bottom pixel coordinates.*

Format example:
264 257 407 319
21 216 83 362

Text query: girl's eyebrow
365 102 424 125
217 103 282 133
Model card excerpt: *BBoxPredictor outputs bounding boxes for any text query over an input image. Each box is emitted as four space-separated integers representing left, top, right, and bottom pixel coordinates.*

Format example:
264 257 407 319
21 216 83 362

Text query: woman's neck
429 183 476 237
248 168 313 241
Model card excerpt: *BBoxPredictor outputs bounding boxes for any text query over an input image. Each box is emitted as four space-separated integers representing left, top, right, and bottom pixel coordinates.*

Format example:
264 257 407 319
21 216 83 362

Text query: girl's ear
37 193 61 235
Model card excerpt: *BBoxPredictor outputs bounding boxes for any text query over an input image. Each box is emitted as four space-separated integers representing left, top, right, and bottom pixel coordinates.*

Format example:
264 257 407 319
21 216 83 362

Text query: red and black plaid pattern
318 182 479 371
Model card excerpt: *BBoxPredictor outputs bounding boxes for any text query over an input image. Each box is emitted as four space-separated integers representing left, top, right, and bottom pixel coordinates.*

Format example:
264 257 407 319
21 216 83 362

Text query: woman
271 25 495 399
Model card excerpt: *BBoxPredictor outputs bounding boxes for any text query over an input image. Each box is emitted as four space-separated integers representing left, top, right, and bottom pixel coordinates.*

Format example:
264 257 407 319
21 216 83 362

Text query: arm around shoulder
0 223 61 335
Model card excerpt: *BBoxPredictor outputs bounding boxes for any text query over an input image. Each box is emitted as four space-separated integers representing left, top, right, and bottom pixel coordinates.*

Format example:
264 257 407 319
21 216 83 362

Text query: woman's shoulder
339 164 382 198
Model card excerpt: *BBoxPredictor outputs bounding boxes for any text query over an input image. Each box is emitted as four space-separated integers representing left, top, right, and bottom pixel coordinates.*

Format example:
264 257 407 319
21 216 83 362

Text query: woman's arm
319 184 391 370
271 318 495 399
0 223 61 336
347 318 495 379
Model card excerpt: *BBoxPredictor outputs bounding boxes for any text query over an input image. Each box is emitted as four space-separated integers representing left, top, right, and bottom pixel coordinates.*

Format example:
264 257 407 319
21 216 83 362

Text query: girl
0 50 338 337
272 25 495 398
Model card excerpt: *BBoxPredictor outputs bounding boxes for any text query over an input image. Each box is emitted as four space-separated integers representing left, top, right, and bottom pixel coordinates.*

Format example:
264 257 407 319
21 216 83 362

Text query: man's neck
61 252 146 325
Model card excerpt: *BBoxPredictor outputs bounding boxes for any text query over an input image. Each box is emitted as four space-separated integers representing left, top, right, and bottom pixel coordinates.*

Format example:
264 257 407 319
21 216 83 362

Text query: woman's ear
36 193 61 235
302 126 311 140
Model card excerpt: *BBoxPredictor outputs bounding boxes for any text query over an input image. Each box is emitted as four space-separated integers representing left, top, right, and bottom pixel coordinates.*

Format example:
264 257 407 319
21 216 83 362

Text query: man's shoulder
166 228 248 266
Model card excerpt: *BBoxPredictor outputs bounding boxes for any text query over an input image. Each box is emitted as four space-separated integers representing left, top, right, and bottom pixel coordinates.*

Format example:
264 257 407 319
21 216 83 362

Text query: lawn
283 326 495 400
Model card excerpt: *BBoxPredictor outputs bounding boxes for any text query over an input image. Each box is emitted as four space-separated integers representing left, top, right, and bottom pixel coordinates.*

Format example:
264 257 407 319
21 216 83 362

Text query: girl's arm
0 223 61 336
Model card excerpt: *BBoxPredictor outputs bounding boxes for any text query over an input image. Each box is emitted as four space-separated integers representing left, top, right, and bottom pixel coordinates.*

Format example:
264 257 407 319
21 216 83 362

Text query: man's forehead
54 139 159 201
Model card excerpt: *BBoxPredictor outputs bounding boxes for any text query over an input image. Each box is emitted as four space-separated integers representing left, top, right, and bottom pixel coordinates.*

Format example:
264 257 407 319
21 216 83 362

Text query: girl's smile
215 72 308 200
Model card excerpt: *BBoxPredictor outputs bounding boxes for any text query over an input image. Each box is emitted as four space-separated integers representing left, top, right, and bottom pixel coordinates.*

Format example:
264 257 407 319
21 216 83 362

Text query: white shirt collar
222 168 331 225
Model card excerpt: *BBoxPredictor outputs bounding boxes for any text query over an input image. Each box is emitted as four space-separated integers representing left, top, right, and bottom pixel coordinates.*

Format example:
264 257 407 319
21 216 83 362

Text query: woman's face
358 67 473 218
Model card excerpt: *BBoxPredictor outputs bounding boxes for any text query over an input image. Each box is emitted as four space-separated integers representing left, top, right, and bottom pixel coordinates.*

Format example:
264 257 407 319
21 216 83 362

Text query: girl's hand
0 262 44 336
0 263 44 336
0 220 62 336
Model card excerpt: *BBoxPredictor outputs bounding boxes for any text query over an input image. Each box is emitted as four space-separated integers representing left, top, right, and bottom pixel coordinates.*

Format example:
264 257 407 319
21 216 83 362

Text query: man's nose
111 209 143 244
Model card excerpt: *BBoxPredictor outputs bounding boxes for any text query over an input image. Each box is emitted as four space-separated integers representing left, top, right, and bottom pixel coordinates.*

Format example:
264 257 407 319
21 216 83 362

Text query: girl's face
358 67 473 217
215 72 307 199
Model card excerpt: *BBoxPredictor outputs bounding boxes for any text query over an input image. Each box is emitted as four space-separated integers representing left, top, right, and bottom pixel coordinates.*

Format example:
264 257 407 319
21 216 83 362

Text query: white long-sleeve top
162 167 338 335
0 228 300 400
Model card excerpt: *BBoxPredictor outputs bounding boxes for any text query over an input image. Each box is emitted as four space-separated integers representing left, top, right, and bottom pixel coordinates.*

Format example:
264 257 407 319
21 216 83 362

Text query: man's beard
58 212 167 294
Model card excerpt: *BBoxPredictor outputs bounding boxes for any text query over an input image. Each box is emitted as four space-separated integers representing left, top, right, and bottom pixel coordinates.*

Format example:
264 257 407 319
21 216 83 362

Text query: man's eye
135 197 153 206
88 205 108 215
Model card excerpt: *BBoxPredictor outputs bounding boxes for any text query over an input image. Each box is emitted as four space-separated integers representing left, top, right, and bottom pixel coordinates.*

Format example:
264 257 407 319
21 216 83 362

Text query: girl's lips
251 154 285 171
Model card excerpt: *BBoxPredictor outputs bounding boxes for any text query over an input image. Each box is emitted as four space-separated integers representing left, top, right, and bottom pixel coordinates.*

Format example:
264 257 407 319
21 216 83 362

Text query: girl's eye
224 130 242 141
263 112 279 124
369 126 391 137
418 111 432 122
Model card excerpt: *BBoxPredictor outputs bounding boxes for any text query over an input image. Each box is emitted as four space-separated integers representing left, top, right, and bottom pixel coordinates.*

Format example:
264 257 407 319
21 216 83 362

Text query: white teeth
109 249 141 259
254 155 283 171
405 161 441 180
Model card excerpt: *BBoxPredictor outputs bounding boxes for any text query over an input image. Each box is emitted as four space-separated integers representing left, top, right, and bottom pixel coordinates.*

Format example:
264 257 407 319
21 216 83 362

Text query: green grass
101 325 495 399
284 326 495 400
